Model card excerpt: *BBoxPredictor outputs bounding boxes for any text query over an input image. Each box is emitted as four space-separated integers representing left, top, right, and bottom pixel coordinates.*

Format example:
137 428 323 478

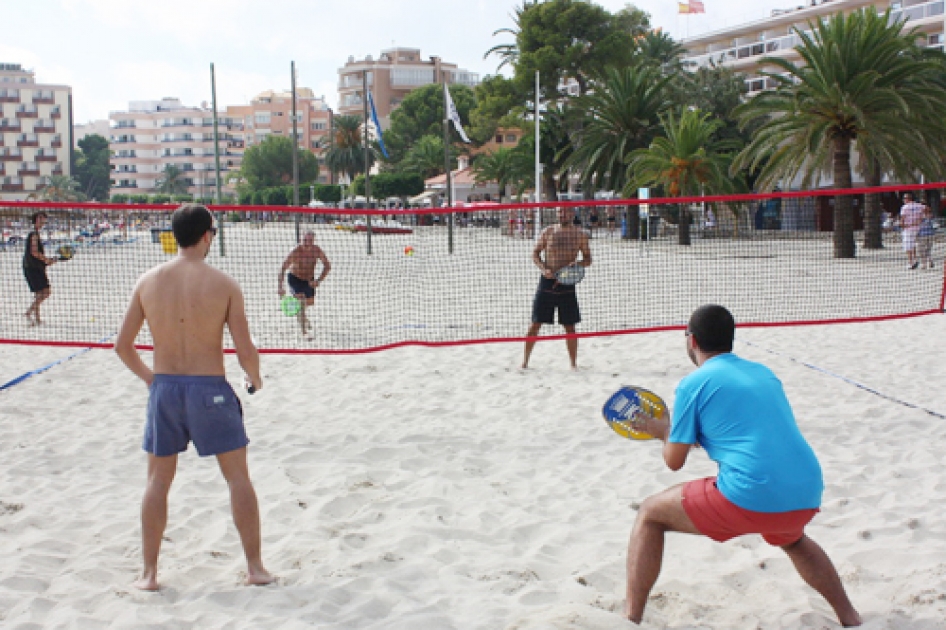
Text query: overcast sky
1 0 793 123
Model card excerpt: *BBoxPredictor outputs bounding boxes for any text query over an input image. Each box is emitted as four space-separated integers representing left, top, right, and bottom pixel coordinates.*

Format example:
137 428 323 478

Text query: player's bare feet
133 571 159 591
246 566 275 586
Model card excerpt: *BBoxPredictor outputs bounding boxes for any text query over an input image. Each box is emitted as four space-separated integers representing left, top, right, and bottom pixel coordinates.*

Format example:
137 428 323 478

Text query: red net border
2 183 944 354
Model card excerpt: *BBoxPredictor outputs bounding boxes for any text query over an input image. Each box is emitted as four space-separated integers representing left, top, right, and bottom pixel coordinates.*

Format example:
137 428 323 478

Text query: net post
210 63 226 257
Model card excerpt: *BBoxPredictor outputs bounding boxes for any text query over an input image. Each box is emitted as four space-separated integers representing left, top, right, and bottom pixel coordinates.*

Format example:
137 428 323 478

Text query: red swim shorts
682 477 818 547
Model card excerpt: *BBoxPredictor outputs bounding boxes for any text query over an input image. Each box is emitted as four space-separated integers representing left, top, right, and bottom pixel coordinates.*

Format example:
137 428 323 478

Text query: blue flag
367 91 389 159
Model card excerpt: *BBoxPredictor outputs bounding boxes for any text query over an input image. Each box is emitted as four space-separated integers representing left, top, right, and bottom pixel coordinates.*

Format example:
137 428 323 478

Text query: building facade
109 90 333 199
337 48 480 127
682 0 945 95
0 63 72 200
74 119 111 147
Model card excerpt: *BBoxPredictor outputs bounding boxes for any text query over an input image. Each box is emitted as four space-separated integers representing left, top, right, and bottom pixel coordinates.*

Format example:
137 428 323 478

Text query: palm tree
564 64 675 194
484 1 536 72
472 147 531 201
33 175 84 201
156 164 189 195
324 114 371 183
625 109 738 246
733 9 946 257
634 30 685 73
401 135 449 180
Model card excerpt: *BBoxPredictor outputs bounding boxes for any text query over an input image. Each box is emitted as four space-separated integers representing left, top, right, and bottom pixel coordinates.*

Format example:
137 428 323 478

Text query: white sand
1 312 945 629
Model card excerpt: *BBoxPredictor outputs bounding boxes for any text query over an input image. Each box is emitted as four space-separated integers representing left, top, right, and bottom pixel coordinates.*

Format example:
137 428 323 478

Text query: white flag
444 84 471 144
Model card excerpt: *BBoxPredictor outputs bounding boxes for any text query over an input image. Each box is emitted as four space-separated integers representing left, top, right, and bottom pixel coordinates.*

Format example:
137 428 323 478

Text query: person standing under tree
278 231 331 340
522 207 592 370
23 211 56 326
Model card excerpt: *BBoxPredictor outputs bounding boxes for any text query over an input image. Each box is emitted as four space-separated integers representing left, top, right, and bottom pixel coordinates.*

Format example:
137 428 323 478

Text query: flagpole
534 70 541 240
210 62 225 257
363 69 372 255
443 75 454 255
291 61 300 244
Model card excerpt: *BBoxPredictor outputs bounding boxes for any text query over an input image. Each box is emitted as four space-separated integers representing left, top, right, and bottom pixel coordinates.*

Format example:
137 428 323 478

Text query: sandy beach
1 309 944 628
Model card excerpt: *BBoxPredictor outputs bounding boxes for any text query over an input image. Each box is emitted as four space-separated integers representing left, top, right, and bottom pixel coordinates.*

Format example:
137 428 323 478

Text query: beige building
73 119 111 147
337 48 479 127
682 0 945 95
0 63 72 200
109 90 333 198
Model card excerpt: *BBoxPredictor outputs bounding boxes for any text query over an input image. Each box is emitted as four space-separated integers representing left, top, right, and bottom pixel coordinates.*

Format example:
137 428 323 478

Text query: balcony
113 121 137 129
18 164 40 176
50 136 62 148
52 163 63 175
1 177 24 191
0 120 21 132
34 120 56 133
32 92 55 104
35 151 57 162
50 107 61 119
0 90 20 103
17 135 39 147
15 105 38 118
0 149 22 161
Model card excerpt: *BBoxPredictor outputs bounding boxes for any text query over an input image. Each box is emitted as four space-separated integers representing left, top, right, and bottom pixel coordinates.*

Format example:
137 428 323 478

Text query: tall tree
324 114 369 183
33 175 84 201
156 164 190 195
73 134 110 201
240 135 319 191
515 0 636 98
401 135 451 180
472 146 532 200
734 9 946 258
625 109 738 245
383 84 477 165
565 64 675 194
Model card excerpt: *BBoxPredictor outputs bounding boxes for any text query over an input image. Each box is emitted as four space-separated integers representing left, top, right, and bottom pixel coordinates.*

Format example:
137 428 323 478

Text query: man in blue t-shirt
623 305 861 627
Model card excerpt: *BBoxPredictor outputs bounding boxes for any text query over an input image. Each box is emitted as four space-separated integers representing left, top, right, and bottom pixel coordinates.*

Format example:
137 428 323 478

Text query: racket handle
244 376 256 395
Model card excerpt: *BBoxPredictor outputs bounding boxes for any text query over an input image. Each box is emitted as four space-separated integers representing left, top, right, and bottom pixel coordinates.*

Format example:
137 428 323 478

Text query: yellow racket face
603 386 667 441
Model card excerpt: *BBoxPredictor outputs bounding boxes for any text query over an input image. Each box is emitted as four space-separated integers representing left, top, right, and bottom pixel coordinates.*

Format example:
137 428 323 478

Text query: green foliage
565 64 675 193
32 175 84 202
240 136 319 191
371 173 425 199
149 194 172 204
129 194 149 204
171 194 193 203
73 134 110 201
324 114 372 182
110 193 128 203
473 147 532 200
514 0 636 98
384 84 476 165
469 75 527 145
734 8 946 257
313 184 342 203
401 135 452 179
155 165 189 195
261 187 289 206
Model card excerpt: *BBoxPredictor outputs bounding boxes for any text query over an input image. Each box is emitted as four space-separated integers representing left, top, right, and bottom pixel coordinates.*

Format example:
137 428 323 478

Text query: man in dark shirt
23 212 56 326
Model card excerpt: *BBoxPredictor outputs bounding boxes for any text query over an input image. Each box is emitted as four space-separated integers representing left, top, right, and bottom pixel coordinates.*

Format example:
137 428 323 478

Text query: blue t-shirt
669 353 823 513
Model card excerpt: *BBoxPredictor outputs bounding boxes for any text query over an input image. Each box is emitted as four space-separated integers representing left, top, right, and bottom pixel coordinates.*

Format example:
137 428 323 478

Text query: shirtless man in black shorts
522 207 592 370
278 231 331 339
23 211 57 326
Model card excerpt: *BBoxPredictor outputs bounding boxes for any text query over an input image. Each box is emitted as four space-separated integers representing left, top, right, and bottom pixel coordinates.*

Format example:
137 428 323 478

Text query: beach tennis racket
57 244 75 261
602 386 668 441
555 263 585 286
280 294 302 317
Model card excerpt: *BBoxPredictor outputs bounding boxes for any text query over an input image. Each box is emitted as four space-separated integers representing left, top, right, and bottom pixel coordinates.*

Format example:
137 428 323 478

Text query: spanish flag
679 1 706 13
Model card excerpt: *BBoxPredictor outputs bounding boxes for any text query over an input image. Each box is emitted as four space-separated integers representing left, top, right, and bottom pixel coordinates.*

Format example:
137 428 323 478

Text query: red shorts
682 477 818 546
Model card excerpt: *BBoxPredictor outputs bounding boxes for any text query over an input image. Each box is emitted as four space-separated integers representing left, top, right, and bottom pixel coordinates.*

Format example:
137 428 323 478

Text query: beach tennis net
2 187 944 353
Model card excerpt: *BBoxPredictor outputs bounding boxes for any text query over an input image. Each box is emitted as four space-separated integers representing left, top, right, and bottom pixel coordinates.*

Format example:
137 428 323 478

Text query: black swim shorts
531 276 580 326
24 267 49 293
287 272 315 299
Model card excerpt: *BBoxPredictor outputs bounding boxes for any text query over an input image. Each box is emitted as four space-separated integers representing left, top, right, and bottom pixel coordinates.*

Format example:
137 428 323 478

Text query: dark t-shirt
23 231 46 269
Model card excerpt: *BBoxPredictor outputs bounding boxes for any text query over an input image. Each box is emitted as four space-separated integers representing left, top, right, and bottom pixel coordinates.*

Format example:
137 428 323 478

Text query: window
390 68 435 87
311 121 326 130
505 134 517 143
495 134 503 144
254 112 271 125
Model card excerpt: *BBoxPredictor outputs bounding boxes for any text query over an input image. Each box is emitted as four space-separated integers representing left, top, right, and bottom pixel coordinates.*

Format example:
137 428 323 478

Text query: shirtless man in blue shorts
115 204 274 591
522 207 592 370
279 230 331 339
623 305 861 626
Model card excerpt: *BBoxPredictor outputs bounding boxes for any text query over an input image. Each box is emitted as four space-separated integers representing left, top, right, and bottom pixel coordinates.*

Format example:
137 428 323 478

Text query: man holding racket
23 211 56 326
115 204 273 591
278 230 331 339
522 206 592 370
622 305 861 627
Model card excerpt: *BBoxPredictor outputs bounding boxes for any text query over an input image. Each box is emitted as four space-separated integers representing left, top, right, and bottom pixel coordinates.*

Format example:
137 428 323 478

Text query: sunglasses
209 227 218 236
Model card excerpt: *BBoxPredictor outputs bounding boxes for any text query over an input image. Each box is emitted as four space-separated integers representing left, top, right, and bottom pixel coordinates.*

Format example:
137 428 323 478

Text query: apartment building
0 63 72 200
337 48 480 127
682 0 945 95
110 90 333 198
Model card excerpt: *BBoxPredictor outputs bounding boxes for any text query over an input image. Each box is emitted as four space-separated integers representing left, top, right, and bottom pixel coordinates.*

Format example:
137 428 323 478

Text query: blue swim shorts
144 375 249 457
